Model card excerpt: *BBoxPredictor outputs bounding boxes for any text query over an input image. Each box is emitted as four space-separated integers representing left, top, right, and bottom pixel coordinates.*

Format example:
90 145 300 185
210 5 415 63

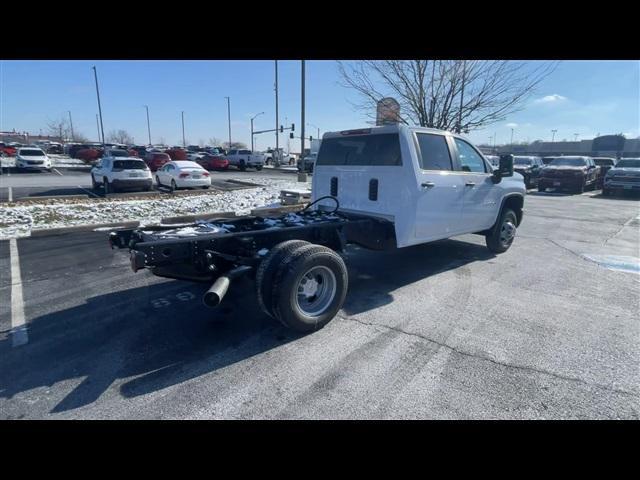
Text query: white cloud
505 123 518 128
534 94 567 103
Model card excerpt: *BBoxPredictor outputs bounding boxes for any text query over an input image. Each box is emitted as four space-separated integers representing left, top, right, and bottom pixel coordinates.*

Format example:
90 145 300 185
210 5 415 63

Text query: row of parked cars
483 155 639 195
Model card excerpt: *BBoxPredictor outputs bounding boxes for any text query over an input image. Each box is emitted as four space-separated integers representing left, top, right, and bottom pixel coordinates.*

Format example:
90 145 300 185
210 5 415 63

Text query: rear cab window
316 133 402 166
415 133 452 170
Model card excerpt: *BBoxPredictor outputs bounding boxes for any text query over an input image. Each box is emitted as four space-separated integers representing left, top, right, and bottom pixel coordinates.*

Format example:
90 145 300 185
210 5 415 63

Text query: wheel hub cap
295 266 337 317
500 221 516 245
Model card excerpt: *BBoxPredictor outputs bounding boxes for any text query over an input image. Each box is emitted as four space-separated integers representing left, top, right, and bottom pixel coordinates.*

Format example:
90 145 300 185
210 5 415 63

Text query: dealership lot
0 192 638 419
0 165 298 202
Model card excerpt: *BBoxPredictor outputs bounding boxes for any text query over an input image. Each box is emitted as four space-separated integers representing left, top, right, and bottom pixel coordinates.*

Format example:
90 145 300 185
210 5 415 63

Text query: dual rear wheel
255 240 348 332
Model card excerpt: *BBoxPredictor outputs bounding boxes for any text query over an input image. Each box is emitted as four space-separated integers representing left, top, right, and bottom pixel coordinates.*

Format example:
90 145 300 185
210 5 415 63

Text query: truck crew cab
109 125 525 332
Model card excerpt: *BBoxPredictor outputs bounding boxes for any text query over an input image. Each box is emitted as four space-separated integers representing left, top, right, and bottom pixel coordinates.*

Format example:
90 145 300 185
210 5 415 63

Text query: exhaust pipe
202 265 252 308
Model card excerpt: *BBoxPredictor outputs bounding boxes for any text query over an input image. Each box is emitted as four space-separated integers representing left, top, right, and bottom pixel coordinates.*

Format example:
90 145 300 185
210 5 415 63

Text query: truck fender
482 194 524 235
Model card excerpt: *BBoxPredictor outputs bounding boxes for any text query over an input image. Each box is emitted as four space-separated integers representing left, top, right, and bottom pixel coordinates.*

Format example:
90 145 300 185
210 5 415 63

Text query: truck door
414 132 466 241
452 137 500 232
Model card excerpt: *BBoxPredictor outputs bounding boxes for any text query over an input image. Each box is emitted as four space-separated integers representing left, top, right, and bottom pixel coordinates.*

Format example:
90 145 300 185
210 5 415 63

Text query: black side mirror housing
492 154 514 184
499 154 514 177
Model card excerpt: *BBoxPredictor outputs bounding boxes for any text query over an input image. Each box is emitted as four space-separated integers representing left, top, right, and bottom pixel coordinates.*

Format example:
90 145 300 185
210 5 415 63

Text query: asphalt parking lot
0 166 298 202
0 191 638 419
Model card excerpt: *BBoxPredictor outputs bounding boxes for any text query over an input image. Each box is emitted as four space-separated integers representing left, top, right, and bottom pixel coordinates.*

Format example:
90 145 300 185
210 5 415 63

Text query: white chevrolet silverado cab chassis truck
110 124 525 332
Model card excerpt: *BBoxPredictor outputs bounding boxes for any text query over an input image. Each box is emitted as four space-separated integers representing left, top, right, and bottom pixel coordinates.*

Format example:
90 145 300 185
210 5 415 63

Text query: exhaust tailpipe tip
203 275 231 308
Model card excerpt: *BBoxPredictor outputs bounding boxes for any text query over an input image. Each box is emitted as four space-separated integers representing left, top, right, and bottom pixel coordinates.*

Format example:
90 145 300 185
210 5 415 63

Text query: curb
30 221 141 237
160 211 236 225
225 179 262 187
105 191 161 199
15 194 90 203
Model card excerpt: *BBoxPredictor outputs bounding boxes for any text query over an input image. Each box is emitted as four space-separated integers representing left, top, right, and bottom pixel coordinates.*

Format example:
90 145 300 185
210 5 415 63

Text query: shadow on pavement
0 237 494 416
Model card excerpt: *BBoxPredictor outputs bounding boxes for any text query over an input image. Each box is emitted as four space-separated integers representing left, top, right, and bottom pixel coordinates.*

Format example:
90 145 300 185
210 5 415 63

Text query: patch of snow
0 176 311 239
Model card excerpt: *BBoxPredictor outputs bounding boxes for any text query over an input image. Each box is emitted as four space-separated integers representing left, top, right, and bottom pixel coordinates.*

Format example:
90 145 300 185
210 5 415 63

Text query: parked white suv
16 147 52 171
91 157 152 193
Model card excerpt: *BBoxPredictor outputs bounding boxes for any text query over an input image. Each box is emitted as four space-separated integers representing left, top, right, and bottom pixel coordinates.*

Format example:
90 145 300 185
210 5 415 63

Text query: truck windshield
550 158 587 166
19 149 45 156
514 158 532 165
615 159 640 168
316 134 401 166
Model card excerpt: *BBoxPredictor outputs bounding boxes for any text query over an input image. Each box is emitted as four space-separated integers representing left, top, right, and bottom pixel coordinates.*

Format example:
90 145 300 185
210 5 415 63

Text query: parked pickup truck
225 149 264 171
109 125 524 332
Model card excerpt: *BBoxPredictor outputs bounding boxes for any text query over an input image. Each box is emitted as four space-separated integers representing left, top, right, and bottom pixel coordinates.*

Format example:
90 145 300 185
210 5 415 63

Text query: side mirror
499 154 514 177
492 154 513 183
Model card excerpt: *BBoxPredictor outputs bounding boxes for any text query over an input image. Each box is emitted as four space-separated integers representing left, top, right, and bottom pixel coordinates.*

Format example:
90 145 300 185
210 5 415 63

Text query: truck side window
415 133 452 171
454 138 486 173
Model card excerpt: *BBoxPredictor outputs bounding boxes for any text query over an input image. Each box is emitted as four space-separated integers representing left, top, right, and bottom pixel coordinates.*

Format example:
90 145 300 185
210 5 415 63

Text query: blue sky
1 60 638 149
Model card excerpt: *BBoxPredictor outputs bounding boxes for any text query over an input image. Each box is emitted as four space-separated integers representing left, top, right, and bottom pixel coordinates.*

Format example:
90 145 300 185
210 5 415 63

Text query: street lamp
181 111 186 147
251 112 265 152
307 123 320 140
551 129 557 143
224 96 231 148
510 128 515 147
144 105 152 146
92 66 105 145
574 133 579 142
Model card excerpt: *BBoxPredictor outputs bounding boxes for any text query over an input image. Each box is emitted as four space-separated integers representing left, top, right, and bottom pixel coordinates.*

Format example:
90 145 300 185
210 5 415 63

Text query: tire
270 244 348 332
255 240 311 318
255 165 263 171
486 208 518 254
155 175 162 188
202 185 209 189
602 187 610 197
576 180 585 194
91 174 99 190
538 185 545 193
239 160 246 172
103 177 110 194
171 179 177 192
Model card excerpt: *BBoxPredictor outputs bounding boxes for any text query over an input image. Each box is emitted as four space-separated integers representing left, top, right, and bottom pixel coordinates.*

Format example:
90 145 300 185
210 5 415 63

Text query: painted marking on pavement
581 254 640 275
78 185 100 198
9 238 28 346
8 186 12 202
52 168 63 176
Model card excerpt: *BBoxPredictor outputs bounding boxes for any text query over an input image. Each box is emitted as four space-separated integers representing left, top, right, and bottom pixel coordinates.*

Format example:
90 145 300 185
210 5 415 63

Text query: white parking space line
78 185 100 198
52 168 63 176
8 186 12 202
9 238 28 347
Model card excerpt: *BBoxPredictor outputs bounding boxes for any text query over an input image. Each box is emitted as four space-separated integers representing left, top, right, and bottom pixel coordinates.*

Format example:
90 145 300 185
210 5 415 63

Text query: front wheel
91 174 99 190
238 161 246 172
486 208 517 254
255 165 263 171
171 179 177 192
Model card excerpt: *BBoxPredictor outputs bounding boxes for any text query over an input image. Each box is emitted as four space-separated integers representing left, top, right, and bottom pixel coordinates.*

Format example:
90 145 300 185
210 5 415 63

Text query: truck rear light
340 128 371 136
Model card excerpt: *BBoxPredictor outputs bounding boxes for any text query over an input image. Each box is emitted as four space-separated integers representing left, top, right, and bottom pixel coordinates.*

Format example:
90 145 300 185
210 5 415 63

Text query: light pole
68 111 74 142
181 111 186 147
96 114 101 143
510 128 515 147
307 123 320 140
301 60 306 159
574 133 579 142
551 129 557 143
92 66 105 146
275 60 279 155
251 112 265 152
224 97 231 148
144 105 151 146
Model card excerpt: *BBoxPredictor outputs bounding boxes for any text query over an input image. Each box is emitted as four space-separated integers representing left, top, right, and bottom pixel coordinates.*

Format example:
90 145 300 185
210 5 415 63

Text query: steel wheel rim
500 219 516 246
295 266 337 317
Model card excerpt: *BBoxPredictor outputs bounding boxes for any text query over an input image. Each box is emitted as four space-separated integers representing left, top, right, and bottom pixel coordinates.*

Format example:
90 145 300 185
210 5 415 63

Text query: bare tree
208 137 222 146
46 117 72 141
106 129 134 144
222 141 247 150
338 60 558 132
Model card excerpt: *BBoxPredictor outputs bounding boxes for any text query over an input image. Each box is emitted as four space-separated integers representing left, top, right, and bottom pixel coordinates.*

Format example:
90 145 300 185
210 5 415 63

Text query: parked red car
165 148 188 161
0 143 17 156
144 152 171 171
77 147 103 164
196 153 229 170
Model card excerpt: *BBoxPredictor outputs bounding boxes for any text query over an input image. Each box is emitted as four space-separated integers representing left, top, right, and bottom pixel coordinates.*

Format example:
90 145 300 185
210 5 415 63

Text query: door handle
421 182 435 188
465 181 476 187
